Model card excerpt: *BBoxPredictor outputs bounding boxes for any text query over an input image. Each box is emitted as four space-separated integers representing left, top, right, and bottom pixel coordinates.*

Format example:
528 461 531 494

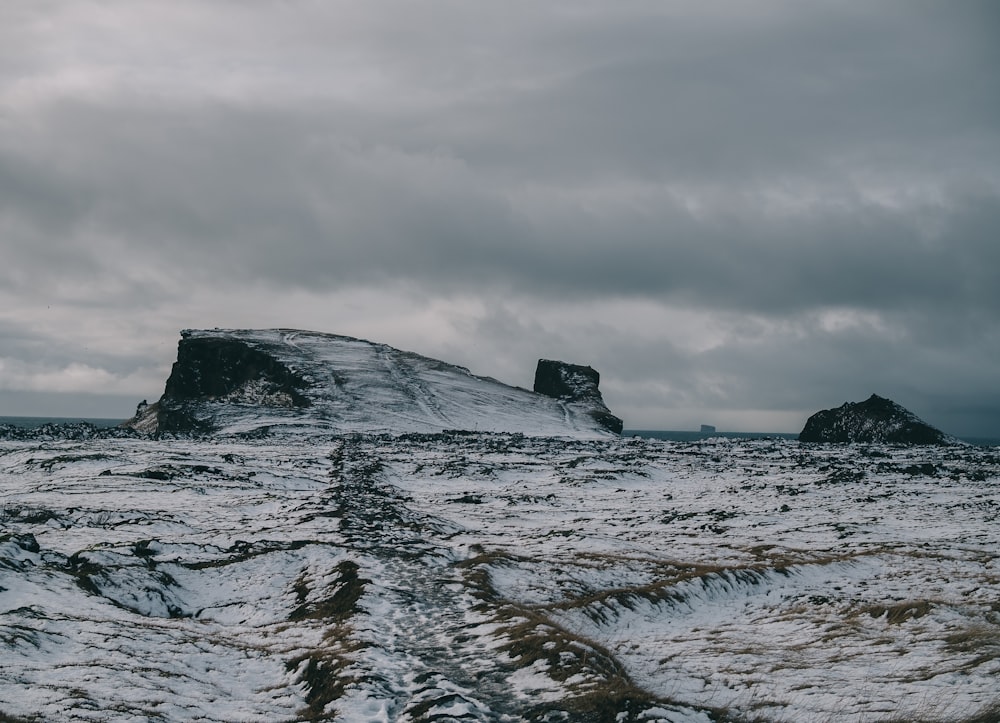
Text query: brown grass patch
855 600 934 624
459 551 736 722
289 560 367 623
286 638 366 721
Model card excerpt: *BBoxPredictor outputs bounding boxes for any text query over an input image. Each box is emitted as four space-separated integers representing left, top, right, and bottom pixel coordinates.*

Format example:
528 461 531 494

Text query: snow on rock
799 393 959 444
533 359 623 434
127 328 619 438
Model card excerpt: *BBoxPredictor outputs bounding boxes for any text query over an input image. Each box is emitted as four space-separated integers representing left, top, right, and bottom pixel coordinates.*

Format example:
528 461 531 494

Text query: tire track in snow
556 400 581 433
376 348 455 428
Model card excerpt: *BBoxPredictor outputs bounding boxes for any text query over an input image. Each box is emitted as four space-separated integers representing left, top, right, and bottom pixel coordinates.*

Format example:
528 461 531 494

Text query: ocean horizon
624 429 1000 446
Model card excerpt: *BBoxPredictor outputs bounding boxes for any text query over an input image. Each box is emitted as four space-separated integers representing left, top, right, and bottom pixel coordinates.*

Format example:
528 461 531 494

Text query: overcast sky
2 1 998 436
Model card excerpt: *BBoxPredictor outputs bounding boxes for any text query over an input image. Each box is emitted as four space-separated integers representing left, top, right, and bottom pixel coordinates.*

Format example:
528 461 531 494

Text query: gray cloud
1 1 998 435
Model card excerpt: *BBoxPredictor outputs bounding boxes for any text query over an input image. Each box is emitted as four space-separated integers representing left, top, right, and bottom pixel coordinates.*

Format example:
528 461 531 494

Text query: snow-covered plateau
2 430 998 722
129 329 621 437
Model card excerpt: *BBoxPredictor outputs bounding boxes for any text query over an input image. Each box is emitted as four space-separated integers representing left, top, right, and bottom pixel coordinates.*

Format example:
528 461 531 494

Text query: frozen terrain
2 430 998 722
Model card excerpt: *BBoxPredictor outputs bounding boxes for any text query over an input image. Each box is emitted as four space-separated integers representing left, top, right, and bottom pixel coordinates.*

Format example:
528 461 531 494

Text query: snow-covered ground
2 431 998 722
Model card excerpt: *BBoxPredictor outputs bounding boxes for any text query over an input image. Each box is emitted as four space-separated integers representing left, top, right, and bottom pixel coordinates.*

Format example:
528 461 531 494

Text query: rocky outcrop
163 335 311 406
533 360 623 434
799 394 956 445
154 333 311 433
125 329 622 438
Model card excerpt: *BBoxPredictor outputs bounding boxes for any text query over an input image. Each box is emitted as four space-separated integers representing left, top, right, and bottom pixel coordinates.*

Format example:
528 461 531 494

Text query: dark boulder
534 359 623 434
799 394 955 445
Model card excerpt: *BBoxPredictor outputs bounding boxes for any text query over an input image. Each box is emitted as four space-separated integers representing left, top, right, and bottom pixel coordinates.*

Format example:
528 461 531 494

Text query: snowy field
1 431 998 722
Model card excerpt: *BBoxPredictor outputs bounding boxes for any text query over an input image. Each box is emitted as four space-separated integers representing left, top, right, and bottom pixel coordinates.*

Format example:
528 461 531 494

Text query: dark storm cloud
1 0 998 433
4 95 995 312
412 3 1000 183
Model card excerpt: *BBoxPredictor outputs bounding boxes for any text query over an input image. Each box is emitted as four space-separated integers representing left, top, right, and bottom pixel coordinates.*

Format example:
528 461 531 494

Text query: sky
1 1 998 436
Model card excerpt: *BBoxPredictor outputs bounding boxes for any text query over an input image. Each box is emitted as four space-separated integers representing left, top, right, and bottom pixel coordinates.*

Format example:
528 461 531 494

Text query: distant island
124 328 622 437
114 328 967 447
798 393 958 445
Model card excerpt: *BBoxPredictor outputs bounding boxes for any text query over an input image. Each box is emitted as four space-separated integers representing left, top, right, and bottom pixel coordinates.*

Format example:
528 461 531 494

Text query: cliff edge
533 360 623 434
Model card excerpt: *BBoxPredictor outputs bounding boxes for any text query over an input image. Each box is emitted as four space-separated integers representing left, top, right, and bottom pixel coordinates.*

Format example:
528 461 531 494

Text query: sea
625 429 1000 447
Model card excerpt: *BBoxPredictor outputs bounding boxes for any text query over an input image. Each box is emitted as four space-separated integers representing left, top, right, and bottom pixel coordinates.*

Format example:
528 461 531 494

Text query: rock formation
533 359 623 434
126 329 622 437
151 333 312 433
798 394 956 445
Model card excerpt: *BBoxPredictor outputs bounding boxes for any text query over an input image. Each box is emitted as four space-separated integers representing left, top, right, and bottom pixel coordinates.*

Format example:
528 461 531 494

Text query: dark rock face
799 394 954 445
534 360 600 400
533 359 623 434
164 334 310 403
156 334 311 433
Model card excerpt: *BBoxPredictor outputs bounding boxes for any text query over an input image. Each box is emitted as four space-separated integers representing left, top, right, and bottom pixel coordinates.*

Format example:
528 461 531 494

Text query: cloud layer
1 1 998 435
